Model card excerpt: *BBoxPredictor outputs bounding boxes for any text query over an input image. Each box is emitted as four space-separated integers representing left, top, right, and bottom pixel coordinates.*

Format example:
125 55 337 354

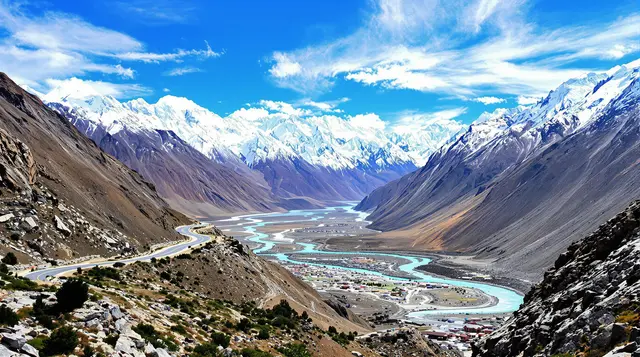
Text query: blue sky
1 0 639 127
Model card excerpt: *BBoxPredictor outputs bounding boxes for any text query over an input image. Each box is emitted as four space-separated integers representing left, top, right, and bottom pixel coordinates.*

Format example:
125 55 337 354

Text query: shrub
257 326 270 340
237 318 253 332
171 324 187 334
43 326 78 356
55 279 89 313
83 345 95 357
616 310 640 325
278 343 311 357
27 336 46 350
5 276 40 291
0 304 19 326
104 334 119 347
192 342 219 357
0 263 8 274
242 348 274 357
86 267 121 281
113 262 125 268
1 252 17 265
211 331 230 348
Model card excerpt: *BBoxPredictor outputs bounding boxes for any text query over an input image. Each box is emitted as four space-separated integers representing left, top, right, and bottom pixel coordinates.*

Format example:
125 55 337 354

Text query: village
277 258 507 356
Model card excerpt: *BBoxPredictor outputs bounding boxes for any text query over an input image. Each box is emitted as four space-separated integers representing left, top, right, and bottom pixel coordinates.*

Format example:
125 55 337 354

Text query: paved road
24 224 208 282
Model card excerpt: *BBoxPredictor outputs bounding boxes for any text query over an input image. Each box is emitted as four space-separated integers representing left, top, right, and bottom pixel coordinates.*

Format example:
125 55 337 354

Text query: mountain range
40 84 463 216
357 60 640 279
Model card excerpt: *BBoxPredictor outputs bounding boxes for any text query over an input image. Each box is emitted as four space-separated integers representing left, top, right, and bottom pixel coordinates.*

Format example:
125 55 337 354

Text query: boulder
53 216 71 236
109 306 124 320
1 333 26 350
115 335 137 355
22 217 37 232
0 213 14 223
144 343 157 355
0 344 16 357
20 343 39 357
154 348 172 357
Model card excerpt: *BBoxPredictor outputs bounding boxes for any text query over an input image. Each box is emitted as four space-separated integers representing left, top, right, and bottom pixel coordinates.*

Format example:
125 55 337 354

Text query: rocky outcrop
0 129 36 191
473 201 640 357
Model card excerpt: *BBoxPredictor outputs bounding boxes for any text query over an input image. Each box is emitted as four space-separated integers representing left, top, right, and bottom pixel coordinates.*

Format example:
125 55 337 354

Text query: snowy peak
44 89 463 172
442 60 640 162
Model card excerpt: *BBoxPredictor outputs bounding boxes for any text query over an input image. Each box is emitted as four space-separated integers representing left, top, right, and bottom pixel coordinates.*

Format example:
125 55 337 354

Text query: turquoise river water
217 205 523 319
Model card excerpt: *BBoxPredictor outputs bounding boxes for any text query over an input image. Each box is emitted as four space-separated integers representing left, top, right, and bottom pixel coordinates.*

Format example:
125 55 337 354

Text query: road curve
24 224 209 282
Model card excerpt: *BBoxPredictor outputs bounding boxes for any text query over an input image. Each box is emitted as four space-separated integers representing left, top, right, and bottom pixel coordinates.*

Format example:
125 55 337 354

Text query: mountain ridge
41 83 463 210
357 60 640 279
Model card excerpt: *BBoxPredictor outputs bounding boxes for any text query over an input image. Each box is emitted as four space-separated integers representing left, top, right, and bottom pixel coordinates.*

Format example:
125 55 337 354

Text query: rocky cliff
474 201 640 357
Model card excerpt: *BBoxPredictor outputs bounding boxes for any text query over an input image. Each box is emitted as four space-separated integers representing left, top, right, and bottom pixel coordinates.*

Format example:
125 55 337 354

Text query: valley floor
210 204 527 353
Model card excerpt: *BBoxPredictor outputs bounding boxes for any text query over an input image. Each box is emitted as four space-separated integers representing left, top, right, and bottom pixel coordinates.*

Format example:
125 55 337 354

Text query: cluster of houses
421 317 501 353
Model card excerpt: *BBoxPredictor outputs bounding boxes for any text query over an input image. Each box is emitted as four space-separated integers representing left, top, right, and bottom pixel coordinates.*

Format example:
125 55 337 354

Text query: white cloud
269 52 302 78
164 67 203 76
348 113 386 130
43 77 152 100
267 0 640 98
516 95 540 105
258 100 312 117
113 0 197 25
390 108 467 134
298 97 350 112
116 41 222 63
228 107 271 122
0 2 220 96
163 88 170 93
473 96 506 105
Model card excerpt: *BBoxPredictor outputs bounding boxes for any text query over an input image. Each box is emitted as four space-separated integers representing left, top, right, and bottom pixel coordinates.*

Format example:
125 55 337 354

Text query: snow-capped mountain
358 60 640 279
43 84 463 172
43 83 463 204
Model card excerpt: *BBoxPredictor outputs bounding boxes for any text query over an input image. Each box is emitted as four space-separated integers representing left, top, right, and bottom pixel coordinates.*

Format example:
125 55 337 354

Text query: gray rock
154 348 172 357
144 343 157 355
0 214 14 223
20 343 39 357
115 336 136 355
85 318 101 329
114 318 128 333
0 344 16 357
1 333 26 350
110 306 124 320
53 216 71 236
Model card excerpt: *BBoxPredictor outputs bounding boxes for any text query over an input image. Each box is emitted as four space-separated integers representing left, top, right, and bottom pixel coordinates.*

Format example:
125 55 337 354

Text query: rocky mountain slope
0 226 457 357
42 83 462 209
474 200 640 357
357 60 640 279
50 102 293 217
0 72 189 263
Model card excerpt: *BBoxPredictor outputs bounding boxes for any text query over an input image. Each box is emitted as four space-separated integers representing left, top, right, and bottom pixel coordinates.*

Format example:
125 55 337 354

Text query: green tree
211 331 230 348
236 318 252 332
0 304 19 326
55 279 89 313
43 326 78 356
1 253 18 265
257 326 270 340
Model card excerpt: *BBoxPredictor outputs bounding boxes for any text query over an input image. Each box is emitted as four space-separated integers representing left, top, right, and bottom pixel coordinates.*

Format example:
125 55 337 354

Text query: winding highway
24 224 209 282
